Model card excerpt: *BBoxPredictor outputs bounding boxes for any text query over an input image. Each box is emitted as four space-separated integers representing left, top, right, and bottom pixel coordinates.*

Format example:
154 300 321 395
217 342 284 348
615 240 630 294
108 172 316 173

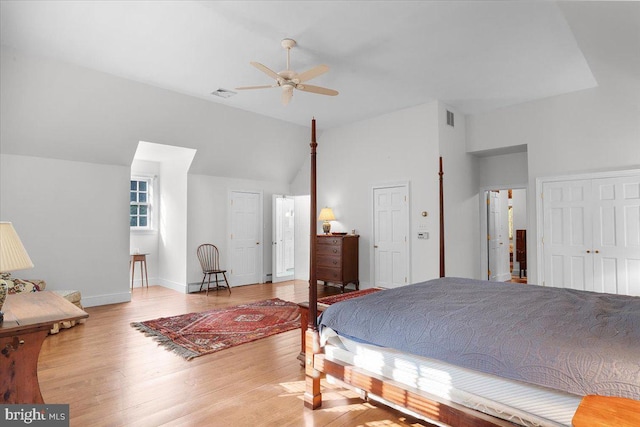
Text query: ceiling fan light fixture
282 85 294 106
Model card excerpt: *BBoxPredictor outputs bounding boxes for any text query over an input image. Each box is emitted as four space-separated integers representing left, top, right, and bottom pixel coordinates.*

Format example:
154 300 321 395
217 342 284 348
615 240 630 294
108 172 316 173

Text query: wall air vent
446 110 454 127
211 88 237 99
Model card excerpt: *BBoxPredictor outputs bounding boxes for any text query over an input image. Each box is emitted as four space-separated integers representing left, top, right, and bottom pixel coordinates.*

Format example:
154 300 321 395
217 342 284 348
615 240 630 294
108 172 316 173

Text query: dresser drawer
317 237 343 246
317 244 342 257
317 254 341 268
317 266 341 282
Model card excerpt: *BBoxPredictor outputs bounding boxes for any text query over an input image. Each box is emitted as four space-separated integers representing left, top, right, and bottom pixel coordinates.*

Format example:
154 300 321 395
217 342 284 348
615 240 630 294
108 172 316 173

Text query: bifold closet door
542 174 640 296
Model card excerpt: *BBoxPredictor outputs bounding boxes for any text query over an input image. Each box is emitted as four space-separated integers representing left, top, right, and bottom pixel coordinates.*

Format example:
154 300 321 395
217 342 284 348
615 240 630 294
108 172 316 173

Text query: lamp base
322 221 331 234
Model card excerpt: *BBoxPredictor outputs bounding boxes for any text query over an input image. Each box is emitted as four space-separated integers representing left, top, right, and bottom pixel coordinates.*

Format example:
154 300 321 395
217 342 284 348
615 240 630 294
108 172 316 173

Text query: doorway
480 187 527 283
272 195 295 283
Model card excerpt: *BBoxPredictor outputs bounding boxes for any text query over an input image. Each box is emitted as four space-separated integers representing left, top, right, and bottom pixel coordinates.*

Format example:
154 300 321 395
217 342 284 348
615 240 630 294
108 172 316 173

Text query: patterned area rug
131 298 300 360
317 287 383 306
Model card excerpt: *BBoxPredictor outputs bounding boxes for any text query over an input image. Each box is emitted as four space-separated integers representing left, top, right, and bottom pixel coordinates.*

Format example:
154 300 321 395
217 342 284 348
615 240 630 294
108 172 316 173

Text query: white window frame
130 176 153 230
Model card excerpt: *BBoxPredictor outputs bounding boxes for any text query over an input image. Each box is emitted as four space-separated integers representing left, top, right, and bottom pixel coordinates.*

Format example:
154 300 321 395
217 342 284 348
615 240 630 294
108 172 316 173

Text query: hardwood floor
38 281 431 427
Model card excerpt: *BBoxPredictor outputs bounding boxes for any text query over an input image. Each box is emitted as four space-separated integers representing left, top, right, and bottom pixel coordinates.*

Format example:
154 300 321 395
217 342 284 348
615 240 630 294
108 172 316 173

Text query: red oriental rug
317 287 383 306
131 298 300 360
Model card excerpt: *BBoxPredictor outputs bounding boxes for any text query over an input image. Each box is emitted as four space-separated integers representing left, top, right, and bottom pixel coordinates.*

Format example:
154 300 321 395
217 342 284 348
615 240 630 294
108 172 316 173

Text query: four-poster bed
302 119 640 426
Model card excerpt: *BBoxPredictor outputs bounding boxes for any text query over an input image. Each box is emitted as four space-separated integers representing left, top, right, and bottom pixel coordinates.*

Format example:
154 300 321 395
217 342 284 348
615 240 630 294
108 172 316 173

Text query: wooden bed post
304 118 322 409
439 157 445 278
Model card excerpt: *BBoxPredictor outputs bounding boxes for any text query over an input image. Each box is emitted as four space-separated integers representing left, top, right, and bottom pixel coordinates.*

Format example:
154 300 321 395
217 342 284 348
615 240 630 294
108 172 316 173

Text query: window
130 178 152 229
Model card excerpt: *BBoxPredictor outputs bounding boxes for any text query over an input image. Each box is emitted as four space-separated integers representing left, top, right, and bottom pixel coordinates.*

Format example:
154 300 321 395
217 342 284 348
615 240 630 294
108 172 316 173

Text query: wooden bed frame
302 119 639 427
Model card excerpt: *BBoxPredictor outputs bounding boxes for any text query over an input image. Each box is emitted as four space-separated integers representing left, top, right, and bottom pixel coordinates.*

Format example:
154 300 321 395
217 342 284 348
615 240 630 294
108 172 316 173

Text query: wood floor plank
38 281 430 426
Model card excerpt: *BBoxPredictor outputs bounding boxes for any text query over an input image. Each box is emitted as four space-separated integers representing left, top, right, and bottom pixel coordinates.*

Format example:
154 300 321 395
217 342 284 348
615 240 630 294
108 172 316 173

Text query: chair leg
214 273 221 292
200 275 207 293
206 273 212 296
222 271 231 294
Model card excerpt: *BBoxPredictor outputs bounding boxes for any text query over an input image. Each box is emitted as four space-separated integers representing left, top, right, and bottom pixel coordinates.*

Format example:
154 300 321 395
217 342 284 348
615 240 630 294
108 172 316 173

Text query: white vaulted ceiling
3 1 625 130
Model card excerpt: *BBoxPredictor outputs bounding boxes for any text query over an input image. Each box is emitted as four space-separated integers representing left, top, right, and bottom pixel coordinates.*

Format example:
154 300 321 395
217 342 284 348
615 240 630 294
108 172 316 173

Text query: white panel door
542 172 640 296
591 176 640 296
230 191 262 286
543 180 593 290
373 185 409 288
487 191 510 281
272 194 295 283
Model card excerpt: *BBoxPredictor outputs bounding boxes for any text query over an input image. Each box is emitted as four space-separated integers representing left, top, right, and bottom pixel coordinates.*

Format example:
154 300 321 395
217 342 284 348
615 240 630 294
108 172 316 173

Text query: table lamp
0 222 34 324
318 207 336 234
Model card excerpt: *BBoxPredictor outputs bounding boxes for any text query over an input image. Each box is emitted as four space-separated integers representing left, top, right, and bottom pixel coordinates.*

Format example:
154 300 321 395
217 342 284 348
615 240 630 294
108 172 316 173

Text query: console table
0 291 89 403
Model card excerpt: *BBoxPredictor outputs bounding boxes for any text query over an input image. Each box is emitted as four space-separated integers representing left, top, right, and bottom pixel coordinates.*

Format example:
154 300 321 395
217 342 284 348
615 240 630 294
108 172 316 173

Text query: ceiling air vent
211 88 237 99
446 110 454 127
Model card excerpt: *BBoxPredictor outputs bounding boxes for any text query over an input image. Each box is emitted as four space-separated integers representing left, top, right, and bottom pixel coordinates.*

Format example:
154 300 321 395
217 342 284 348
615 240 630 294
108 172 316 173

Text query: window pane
130 216 137 227
130 205 138 215
139 193 147 203
139 181 147 191
130 181 137 191
140 206 148 215
130 192 137 202
139 217 148 227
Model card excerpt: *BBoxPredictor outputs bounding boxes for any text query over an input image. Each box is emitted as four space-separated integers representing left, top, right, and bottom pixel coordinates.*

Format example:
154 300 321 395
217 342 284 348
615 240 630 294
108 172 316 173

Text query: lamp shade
318 208 336 222
0 222 34 272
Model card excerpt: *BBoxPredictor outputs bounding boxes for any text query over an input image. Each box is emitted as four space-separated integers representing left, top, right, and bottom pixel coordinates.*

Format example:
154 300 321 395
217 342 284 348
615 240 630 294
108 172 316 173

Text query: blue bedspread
318 277 640 399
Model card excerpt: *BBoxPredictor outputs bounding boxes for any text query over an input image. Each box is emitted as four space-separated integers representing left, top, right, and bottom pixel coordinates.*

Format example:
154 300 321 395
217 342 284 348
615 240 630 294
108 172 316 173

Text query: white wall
0 154 131 307
467 84 640 284
291 103 443 288
157 150 195 292
438 103 480 279
187 174 290 288
0 48 307 304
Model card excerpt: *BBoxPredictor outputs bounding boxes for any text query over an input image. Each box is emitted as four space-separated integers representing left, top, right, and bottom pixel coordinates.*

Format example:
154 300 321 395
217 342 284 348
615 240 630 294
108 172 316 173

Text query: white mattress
321 327 583 427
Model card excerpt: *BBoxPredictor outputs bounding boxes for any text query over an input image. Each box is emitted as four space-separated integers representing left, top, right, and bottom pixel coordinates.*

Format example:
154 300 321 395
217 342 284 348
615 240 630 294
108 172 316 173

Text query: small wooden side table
130 253 149 290
0 291 89 403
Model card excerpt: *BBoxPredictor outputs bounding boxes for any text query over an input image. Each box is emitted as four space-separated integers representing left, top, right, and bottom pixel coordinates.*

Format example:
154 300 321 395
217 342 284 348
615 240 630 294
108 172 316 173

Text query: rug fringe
130 322 200 360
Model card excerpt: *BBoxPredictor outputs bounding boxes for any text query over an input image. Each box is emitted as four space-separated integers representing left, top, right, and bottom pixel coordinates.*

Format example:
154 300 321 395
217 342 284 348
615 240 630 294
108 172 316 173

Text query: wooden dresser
316 234 359 292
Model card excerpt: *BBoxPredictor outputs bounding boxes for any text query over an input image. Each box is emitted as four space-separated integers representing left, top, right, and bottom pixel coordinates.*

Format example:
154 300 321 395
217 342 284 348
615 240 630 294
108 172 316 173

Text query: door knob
374 245 379 248
587 250 591 253
256 242 260 245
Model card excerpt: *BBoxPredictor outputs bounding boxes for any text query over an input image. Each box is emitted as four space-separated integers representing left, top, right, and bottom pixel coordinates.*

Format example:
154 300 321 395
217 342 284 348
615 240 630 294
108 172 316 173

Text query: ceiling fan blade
282 86 293 106
235 85 276 90
297 64 329 83
250 62 280 80
296 84 339 96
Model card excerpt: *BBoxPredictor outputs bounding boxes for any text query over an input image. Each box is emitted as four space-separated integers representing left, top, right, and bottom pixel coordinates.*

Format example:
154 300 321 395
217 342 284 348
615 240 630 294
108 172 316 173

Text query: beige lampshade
318 208 336 222
0 222 34 272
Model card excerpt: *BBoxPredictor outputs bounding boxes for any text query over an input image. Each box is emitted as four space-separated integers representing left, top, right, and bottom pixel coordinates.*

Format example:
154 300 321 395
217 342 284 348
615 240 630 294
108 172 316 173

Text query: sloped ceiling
1 1 638 182
0 1 605 129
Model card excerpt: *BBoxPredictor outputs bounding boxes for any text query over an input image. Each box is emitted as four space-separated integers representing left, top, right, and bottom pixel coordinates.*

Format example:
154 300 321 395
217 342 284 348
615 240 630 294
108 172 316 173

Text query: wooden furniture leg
304 328 322 409
0 329 48 403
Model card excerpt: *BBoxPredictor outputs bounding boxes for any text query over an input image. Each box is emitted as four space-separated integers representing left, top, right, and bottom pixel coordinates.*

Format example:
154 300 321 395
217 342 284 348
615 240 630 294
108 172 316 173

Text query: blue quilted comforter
318 277 640 399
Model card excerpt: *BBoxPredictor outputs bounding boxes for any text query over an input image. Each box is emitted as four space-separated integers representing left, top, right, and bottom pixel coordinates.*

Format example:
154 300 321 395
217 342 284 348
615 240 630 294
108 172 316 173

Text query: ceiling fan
236 39 338 106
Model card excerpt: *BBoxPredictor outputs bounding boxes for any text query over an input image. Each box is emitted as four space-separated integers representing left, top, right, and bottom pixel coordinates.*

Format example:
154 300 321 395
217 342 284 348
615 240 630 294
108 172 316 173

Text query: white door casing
540 170 640 296
373 184 409 288
229 190 263 286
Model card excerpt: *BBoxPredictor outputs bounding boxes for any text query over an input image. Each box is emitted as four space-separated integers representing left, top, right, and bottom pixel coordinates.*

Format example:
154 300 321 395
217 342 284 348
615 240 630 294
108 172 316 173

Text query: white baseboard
82 291 131 307
156 278 189 294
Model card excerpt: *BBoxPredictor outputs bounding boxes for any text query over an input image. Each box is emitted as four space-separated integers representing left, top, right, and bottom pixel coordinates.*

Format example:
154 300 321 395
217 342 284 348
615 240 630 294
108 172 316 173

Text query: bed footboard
313 353 515 427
